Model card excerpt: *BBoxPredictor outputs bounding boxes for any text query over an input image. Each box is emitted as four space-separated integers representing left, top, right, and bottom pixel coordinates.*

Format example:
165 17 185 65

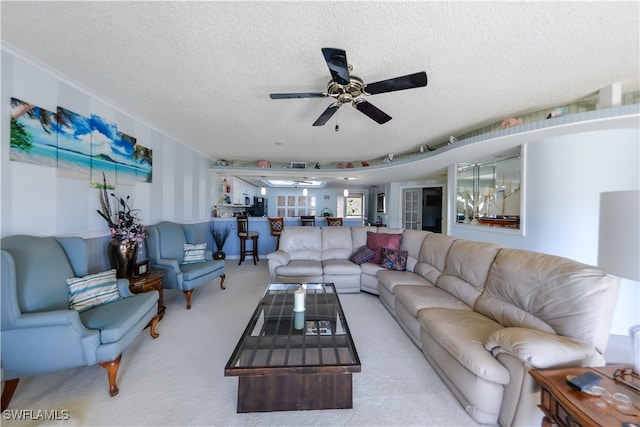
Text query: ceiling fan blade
270 92 327 99
353 100 392 124
312 103 341 126
321 48 350 86
364 71 427 95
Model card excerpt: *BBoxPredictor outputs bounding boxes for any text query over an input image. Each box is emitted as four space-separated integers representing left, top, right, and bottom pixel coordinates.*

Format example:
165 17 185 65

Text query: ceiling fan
269 48 428 126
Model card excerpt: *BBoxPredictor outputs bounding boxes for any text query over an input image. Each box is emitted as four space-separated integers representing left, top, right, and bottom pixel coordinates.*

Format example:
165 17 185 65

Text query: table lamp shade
598 190 640 373
598 190 639 281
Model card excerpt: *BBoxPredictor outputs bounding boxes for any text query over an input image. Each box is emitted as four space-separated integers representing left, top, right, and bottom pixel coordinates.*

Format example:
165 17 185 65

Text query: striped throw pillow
66 269 121 312
183 243 207 264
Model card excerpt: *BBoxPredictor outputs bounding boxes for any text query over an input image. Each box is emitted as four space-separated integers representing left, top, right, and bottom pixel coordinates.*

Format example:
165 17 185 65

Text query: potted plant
210 225 231 260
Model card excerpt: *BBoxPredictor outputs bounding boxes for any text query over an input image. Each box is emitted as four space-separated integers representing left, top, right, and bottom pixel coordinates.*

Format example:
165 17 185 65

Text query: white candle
294 310 304 330
294 286 305 312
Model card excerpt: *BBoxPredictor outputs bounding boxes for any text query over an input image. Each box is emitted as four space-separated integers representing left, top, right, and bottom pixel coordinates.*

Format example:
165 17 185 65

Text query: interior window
276 194 316 217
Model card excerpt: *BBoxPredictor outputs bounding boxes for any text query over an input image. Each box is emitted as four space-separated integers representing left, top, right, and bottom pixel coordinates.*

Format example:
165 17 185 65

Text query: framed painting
376 192 386 213
10 98 58 167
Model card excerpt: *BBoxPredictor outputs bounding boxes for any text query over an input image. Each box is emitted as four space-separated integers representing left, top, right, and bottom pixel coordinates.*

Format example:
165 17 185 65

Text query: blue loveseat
1 235 160 410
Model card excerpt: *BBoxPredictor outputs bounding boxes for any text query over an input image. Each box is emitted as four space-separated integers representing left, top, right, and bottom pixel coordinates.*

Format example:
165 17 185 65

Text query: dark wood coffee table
225 283 361 412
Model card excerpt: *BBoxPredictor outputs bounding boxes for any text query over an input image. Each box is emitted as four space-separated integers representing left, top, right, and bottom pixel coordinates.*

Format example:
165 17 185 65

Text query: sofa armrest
117 278 133 298
152 258 181 271
485 327 600 369
267 251 290 282
15 310 88 332
267 250 290 265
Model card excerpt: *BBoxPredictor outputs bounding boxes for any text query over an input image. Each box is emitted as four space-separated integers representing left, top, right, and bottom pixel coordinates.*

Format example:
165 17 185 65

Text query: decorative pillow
366 232 403 264
380 248 409 271
349 246 376 265
183 243 207 264
67 269 121 312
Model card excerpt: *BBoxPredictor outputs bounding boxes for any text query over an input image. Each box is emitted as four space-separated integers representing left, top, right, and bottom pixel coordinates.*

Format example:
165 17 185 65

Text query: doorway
402 186 443 233
422 187 443 233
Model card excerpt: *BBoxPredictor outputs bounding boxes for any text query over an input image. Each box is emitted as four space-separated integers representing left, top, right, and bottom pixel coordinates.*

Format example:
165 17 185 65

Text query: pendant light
343 178 349 197
260 186 266 196
303 187 308 196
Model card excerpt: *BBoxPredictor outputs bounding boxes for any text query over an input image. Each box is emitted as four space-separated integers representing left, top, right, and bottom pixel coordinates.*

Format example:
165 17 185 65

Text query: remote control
567 371 601 392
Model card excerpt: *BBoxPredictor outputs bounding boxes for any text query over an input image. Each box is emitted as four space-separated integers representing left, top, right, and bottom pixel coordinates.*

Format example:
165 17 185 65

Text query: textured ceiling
2 1 639 187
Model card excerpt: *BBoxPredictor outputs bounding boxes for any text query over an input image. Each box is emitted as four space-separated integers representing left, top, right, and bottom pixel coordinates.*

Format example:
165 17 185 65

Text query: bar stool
236 215 259 265
268 217 284 250
300 215 316 226
326 217 343 226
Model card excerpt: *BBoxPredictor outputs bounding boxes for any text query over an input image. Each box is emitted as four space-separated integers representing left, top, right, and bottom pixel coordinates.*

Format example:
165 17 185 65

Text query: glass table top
225 283 361 374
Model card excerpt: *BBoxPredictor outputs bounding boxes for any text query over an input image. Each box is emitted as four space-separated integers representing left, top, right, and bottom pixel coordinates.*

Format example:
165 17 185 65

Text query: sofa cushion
275 260 323 277
475 248 620 353
377 270 431 295
67 269 121 312
321 226 353 260
360 261 385 277
180 259 225 281
380 248 408 271
350 246 375 265
395 285 472 316
400 229 431 271
183 243 207 264
366 232 402 264
350 226 378 249
415 233 457 284
437 240 501 307
322 259 361 275
419 308 510 384
279 227 322 261
155 221 188 261
79 292 158 344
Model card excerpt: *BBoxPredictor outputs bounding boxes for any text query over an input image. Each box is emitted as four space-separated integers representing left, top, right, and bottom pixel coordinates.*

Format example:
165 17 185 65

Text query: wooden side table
128 269 166 320
530 365 640 427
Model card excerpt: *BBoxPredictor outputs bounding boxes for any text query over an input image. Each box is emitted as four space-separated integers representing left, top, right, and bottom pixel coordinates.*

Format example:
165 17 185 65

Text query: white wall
1 47 212 238
445 128 640 335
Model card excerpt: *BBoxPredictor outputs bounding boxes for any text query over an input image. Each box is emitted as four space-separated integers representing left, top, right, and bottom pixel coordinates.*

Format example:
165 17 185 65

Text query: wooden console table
128 269 166 320
530 365 640 427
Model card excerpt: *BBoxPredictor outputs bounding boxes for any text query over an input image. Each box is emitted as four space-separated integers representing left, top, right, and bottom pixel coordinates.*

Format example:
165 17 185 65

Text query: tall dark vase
108 239 138 278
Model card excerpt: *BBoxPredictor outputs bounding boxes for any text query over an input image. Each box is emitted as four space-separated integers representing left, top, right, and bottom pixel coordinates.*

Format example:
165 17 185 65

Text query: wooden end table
128 269 166 320
530 365 640 427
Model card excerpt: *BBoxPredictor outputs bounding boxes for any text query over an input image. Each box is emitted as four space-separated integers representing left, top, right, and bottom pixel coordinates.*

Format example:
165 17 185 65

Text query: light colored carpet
3 261 480 427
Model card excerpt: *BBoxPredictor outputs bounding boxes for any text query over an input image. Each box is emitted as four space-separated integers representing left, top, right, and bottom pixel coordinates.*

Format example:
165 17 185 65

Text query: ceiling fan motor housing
327 76 364 104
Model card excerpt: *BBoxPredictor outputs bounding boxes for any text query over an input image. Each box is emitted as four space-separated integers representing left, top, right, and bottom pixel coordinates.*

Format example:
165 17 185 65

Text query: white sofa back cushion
438 240 501 307
414 233 457 284
400 229 432 272
475 248 620 353
278 227 322 261
350 226 378 250
321 226 353 260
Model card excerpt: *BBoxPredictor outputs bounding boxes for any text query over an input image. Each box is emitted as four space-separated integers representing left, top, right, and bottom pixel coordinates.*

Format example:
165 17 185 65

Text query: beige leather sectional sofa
267 226 620 426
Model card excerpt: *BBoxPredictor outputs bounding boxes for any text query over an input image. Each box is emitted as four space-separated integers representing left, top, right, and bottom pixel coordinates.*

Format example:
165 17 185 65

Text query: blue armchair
1 235 160 410
146 221 226 309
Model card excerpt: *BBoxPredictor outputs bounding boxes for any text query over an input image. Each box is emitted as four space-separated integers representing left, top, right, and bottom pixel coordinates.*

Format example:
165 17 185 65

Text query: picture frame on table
132 260 150 277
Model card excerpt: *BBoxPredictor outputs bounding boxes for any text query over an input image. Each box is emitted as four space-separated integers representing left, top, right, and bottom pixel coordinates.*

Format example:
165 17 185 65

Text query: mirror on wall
456 150 522 230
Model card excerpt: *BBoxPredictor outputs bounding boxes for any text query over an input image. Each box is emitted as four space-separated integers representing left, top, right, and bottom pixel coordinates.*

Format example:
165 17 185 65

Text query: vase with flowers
96 174 146 278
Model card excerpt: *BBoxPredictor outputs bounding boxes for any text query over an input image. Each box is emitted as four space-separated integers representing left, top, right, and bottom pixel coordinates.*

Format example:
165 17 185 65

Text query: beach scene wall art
9 97 153 189
10 98 58 168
